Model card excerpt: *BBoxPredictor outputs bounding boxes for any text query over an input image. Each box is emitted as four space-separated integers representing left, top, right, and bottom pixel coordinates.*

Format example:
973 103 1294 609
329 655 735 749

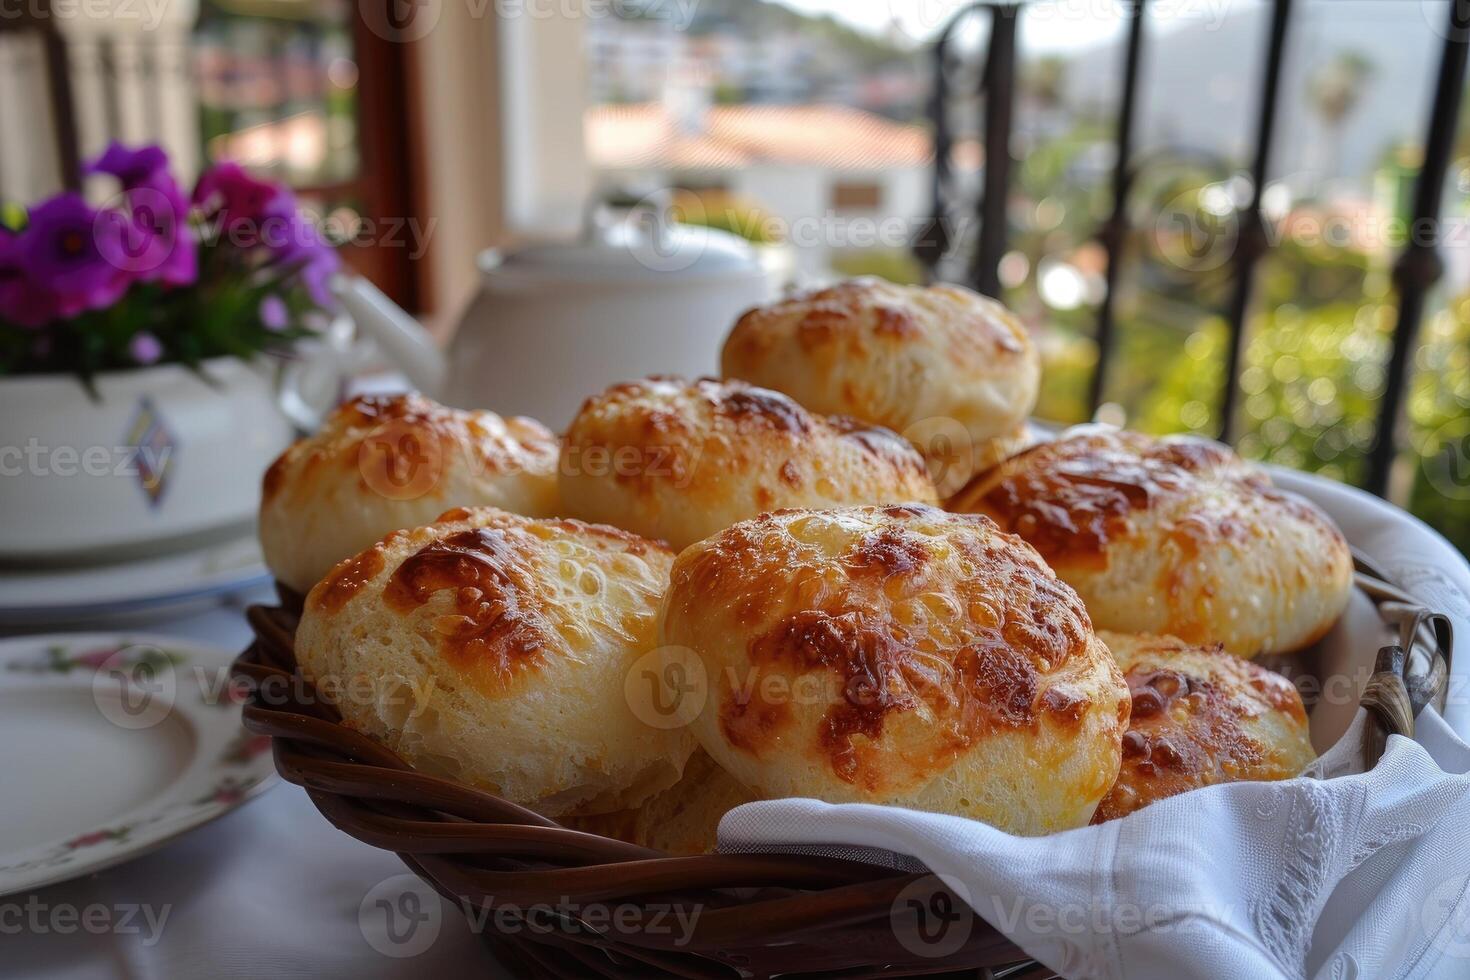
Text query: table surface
4 590 504 979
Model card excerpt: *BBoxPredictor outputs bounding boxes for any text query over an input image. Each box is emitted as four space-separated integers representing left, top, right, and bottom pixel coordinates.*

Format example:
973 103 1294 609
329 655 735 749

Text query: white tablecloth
4 593 498 979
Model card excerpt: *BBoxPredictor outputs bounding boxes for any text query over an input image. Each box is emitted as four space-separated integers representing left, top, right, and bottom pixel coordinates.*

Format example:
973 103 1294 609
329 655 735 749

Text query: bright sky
775 0 1187 50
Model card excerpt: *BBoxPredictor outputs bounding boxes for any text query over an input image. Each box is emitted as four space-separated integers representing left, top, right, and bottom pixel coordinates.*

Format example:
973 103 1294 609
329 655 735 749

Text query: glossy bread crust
296 506 694 818
1093 631 1316 822
949 424 1353 657
260 393 561 593
559 377 938 550
721 279 1041 491
658 504 1130 835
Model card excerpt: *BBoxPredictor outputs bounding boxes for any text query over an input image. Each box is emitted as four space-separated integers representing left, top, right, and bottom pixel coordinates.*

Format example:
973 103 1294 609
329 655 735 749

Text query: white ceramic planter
0 357 295 562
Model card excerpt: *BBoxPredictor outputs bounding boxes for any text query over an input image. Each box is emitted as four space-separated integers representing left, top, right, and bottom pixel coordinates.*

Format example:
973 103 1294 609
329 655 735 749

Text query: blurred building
586 101 936 278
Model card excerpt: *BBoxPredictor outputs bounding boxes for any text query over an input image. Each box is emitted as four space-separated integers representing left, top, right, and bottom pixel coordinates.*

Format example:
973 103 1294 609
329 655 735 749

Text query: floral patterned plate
0 633 277 897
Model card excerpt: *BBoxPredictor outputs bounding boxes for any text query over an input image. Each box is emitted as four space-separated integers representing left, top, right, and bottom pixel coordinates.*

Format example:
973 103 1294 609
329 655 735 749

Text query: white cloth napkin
718 471 1470 980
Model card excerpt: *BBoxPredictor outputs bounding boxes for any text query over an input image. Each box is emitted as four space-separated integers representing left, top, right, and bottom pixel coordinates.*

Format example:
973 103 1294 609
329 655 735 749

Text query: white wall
593 159 929 281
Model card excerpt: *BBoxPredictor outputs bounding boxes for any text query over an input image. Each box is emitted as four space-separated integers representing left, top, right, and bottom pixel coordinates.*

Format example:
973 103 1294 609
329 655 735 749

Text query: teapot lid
480 202 765 288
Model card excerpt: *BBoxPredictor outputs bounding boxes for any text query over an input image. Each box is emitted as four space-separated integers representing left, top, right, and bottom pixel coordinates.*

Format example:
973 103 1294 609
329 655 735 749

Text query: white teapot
334 203 777 431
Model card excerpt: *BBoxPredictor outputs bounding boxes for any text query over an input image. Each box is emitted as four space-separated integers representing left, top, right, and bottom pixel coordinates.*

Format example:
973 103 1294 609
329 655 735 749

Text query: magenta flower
194 161 291 248
17 194 133 319
0 148 339 378
194 162 338 306
88 142 198 287
0 227 59 328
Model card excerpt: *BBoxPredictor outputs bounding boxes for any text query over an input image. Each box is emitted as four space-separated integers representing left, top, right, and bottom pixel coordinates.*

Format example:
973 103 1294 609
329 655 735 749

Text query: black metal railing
0 5 81 194
919 0 1470 497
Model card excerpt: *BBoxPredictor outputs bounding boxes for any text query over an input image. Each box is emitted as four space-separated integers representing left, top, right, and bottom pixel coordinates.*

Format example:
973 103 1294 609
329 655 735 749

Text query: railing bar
919 26 954 284
98 34 120 146
142 41 163 144
969 3 1020 298
1366 5 1470 497
1218 0 1293 444
929 38 950 234
34 1 81 190
1087 0 1149 414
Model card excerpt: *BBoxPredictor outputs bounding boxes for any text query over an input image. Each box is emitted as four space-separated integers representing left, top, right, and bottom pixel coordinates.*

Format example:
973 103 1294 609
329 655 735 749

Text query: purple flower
271 211 339 308
0 227 58 328
259 294 288 332
88 142 170 187
128 331 163 365
193 161 339 308
193 162 291 248
88 142 198 287
294 248 340 309
17 194 132 319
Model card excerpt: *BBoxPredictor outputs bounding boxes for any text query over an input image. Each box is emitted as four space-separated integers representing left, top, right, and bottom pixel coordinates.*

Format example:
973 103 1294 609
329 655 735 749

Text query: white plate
0 533 270 626
0 633 277 897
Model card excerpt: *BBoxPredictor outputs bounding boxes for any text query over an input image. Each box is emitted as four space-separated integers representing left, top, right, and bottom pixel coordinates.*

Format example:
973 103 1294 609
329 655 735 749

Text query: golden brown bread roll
562 750 757 855
658 505 1130 835
1092 631 1316 822
948 424 1353 657
559 377 938 550
295 506 694 817
721 279 1041 493
260 393 560 594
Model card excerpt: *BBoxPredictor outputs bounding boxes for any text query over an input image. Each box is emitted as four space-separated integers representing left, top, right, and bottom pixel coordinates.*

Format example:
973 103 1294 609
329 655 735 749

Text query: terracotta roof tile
586 103 936 171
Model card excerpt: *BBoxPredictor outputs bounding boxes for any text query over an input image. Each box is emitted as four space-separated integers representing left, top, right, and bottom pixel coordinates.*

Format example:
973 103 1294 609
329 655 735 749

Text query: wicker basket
233 559 1449 979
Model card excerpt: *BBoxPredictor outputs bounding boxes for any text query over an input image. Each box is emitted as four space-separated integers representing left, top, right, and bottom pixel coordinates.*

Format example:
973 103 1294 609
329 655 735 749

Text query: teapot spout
333 274 448 396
